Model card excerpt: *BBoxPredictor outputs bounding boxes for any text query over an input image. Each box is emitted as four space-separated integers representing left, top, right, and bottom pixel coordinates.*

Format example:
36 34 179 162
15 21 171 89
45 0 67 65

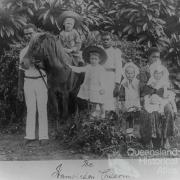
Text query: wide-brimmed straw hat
82 46 107 65
58 11 82 28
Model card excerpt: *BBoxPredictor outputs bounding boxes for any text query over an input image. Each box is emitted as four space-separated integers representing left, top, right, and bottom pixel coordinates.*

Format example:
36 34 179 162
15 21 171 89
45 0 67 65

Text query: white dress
70 64 106 104
102 47 123 111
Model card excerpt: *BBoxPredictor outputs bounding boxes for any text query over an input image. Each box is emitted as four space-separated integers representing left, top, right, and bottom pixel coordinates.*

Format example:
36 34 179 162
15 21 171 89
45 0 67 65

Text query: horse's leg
65 71 78 117
49 89 60 132
68 71 84 115
62 91 69 121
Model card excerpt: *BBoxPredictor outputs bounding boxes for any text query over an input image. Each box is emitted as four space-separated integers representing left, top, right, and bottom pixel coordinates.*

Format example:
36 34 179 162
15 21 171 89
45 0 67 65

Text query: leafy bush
117 39 147 67
61 111 127 156
0 43 25 126
58 110 145 157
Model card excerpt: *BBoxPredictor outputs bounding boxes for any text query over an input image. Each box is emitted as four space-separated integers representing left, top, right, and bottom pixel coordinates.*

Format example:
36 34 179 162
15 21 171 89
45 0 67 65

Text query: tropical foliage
57 110 144 157
0 0 180 125
0 0 180 49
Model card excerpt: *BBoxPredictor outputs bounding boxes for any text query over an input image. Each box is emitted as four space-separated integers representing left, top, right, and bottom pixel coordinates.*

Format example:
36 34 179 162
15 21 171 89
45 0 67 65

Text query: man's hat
82 46 107 65
58 11 82 28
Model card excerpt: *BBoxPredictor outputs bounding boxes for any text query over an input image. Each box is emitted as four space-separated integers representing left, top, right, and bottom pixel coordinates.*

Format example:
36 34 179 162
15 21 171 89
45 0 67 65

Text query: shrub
62 112 127 157
59 110 144 157
0 43 25 126
117 39 148 67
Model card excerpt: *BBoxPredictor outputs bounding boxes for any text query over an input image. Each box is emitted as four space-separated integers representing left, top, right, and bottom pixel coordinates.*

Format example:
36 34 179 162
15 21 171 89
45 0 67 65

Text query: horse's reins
35 65 49 89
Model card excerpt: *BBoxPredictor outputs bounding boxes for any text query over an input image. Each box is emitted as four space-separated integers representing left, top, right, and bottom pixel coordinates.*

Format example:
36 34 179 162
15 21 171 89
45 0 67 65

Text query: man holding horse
18 24 49 146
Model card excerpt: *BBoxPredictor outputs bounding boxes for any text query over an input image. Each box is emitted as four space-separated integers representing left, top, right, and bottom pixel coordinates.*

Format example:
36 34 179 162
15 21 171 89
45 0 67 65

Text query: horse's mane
29 32 72 68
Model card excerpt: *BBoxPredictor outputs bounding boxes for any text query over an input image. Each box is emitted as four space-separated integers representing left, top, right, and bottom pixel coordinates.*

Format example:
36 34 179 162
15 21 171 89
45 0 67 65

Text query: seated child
68 46 107 118
119 62 141 131
144 63 177 114
58 11 83 65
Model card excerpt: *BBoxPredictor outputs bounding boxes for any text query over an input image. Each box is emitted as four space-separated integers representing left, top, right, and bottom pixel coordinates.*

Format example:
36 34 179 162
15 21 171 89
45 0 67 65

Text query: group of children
68 45 177 120
59 11 122 119
58 10 177 120
120 50 177 117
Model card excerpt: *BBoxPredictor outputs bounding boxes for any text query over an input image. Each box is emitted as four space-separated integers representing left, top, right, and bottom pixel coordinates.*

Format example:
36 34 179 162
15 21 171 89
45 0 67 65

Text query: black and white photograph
0 0 180 179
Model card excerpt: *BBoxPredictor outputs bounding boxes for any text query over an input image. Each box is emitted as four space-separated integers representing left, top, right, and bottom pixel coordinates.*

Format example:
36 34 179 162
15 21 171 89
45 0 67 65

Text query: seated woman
119 62 141 137
144 64 177 115
140 47 177 149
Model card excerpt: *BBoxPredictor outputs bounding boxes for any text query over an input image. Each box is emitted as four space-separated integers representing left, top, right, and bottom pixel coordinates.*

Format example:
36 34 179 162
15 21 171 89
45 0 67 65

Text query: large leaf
123 25 132 33
43 9 50 21
143 23 148 31
0 5 27 40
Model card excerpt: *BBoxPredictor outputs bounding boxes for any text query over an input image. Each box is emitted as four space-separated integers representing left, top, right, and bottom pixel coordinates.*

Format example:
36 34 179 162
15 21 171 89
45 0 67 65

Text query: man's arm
17 48 26 101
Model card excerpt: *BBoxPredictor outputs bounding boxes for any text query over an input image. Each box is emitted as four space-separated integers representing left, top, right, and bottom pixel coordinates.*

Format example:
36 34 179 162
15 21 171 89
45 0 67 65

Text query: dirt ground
0 132 100 161
0 114 180 161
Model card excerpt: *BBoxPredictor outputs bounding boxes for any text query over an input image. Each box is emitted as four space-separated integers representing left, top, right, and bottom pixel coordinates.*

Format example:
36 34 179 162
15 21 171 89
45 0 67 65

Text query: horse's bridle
35 64 49 89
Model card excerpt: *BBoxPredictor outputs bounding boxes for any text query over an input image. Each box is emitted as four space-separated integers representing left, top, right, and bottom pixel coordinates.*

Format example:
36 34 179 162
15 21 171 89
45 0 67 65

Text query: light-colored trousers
24 77 49 140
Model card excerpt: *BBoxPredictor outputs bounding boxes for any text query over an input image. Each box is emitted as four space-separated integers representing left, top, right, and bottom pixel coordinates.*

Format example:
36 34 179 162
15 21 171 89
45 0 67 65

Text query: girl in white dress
68 46 107 118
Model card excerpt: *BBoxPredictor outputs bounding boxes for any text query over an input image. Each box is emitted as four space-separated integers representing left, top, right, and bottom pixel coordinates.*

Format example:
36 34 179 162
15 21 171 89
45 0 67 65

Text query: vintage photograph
0 0 180 179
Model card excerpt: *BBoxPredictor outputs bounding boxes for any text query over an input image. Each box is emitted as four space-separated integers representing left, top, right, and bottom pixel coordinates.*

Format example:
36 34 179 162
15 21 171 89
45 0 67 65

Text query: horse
20 32 83 128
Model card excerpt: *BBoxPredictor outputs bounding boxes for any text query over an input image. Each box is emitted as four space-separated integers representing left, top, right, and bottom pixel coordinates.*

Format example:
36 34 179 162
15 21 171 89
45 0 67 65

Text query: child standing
119 62 141 133
68 46 107 118
119 62 141 112
58 11 83 66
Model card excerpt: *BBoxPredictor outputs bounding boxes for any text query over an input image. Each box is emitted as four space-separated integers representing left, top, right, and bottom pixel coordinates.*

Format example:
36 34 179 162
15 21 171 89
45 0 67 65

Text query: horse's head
20 32 69 71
